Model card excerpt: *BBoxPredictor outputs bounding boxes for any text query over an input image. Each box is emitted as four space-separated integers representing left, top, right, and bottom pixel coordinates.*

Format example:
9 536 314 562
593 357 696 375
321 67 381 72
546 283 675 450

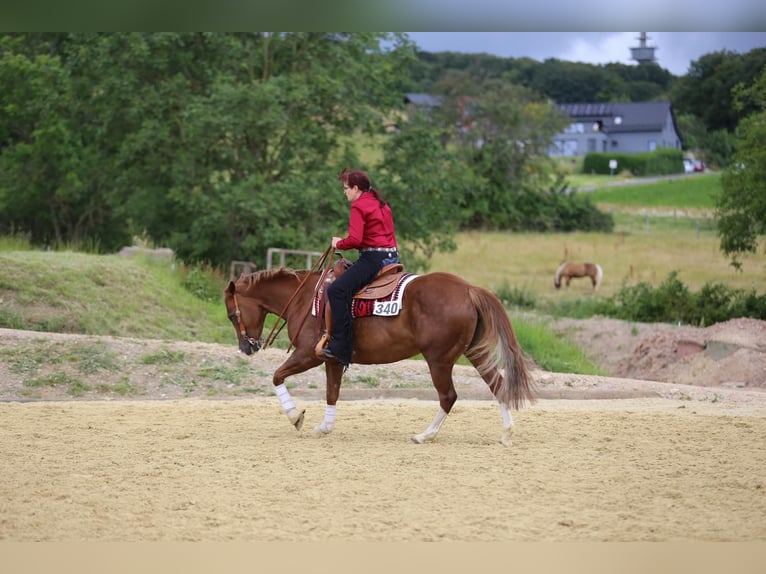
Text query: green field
585 173 720 210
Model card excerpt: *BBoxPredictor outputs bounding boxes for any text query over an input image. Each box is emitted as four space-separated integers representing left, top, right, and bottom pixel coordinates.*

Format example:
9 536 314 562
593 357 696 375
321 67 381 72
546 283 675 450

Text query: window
563 123 585 134
551 139 578 156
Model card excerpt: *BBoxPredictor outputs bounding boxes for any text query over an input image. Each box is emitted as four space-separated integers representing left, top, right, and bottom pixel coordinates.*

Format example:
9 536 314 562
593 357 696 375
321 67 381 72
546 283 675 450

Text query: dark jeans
327 250 398 365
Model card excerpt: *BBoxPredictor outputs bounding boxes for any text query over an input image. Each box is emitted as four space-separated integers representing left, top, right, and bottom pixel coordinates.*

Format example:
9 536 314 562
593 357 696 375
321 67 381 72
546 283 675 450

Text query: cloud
556 33 637 68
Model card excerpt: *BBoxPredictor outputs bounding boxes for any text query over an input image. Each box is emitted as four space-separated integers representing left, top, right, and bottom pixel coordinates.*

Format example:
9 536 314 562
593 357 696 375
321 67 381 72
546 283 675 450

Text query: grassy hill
0 249 232 344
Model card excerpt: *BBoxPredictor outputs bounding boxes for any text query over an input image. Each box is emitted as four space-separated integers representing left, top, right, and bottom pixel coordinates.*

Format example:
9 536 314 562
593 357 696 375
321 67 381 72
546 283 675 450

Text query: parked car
683 158 705 174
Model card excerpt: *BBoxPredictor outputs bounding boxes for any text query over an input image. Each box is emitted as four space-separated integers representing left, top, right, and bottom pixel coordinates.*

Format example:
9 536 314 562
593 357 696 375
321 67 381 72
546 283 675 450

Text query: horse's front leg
272 351 322 431
312 362 344 437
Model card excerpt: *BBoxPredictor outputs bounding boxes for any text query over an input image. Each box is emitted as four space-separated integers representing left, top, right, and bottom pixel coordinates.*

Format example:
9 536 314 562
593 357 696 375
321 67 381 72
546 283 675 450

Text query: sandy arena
1 320 766 542
2 396 765 542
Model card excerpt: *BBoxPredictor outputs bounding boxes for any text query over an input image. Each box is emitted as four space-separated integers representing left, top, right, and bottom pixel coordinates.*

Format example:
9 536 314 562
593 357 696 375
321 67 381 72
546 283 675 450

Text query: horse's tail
553 262 567 289
594 264 603 290
465 286 536 409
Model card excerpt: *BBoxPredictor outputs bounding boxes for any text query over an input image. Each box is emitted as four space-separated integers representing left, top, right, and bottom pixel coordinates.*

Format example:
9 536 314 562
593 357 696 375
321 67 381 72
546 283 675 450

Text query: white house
549 101 683 157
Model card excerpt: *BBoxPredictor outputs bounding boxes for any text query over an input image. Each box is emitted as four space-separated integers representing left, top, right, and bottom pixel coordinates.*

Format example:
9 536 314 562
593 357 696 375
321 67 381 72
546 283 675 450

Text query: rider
323 168 399 368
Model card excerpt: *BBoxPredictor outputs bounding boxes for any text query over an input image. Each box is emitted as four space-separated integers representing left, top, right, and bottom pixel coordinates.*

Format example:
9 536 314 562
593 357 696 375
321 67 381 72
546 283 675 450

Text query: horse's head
224 279 265 355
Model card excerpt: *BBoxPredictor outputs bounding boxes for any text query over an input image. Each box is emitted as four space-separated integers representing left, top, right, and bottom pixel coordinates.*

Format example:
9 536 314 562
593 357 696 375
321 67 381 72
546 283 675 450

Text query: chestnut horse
554 262 603 290
224 268 535 445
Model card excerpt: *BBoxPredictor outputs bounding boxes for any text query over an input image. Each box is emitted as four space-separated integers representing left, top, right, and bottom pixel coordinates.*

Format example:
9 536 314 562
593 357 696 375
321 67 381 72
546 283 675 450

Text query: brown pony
224 268 535 446
554 262 603 290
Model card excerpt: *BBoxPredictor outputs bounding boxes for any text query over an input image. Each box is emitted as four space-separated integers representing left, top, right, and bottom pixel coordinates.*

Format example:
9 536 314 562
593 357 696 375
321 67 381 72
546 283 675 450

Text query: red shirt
336 192 397 251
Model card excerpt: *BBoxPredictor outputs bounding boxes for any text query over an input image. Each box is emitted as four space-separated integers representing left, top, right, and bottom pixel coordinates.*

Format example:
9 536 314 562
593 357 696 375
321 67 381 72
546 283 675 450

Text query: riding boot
326 306 352 367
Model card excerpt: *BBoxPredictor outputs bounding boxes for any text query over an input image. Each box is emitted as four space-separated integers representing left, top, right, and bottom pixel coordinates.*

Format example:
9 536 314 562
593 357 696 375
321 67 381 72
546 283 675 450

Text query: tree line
1 33 763 270
411 47 766 169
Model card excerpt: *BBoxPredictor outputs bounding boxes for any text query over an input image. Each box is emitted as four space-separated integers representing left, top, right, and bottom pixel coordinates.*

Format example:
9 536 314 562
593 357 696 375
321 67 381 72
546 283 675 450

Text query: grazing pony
554 262 603 290
224 267 536 446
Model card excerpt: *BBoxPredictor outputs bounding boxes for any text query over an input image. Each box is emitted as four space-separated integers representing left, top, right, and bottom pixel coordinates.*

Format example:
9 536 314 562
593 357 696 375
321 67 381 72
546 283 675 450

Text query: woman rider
322 169 399 368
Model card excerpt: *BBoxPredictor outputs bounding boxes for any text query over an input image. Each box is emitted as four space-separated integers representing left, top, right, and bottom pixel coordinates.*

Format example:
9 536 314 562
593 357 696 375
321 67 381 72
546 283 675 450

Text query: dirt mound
553 317 766 390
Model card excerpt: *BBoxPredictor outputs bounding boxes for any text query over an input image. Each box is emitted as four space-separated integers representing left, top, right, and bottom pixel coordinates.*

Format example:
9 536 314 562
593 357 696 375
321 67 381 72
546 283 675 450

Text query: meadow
428 173 764 305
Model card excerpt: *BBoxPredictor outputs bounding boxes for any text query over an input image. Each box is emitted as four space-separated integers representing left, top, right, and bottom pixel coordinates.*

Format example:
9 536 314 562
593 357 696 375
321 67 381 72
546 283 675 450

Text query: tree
0 33 418 267
717 67 766 269
0 34 130 251
672 49 766 133
425 76 611 232
375 113 473 270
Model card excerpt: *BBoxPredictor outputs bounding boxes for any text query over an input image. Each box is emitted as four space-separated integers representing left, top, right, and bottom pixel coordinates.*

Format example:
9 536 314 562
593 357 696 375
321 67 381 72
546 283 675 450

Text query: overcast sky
406 32 766 76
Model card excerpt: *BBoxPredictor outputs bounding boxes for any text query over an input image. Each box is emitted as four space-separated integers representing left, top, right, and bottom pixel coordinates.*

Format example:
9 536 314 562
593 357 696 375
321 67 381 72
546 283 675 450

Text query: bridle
230 243 337 353
231 291 262 352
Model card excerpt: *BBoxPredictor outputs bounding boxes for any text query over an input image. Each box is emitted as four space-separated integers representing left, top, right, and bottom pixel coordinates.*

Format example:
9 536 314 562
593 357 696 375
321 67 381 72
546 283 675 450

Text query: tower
630 32 657 65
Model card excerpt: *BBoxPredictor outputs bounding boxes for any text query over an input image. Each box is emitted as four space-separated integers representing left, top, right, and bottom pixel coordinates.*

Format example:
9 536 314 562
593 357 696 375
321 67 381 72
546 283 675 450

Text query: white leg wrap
499 402 514 447
313 404 336 436
275 384 304 430
412 407 448 444
500 402 514 429
274 383 295 413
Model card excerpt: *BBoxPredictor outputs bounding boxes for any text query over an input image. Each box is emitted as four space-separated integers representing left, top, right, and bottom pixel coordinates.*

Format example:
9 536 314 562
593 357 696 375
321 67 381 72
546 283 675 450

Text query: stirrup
314 332 330 359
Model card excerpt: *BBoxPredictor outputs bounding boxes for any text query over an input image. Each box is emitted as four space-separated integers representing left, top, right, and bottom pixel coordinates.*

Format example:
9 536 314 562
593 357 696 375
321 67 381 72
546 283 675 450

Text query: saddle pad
352 273 418 318
312 273 419 318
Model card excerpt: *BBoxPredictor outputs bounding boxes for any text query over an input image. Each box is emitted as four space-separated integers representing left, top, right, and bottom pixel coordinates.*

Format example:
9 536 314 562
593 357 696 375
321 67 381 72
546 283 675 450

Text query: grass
0 250 233 343
512 316 604 375
586 173 721 210
427 227 765 307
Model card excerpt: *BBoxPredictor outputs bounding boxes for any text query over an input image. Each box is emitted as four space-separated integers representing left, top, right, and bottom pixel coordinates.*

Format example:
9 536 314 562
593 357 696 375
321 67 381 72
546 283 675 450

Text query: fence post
266 247 323 270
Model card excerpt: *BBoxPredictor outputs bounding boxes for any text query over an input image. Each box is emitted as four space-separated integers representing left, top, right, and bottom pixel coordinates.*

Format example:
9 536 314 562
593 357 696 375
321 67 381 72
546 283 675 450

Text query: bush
494 281 537 309
180 265 226 303
694 282 734 326
595 271 766 324
583 148 684 176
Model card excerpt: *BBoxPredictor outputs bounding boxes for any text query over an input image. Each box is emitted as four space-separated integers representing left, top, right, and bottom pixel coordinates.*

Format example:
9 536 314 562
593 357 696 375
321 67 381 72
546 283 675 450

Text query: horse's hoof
411 434 427 444
500 429 513 447
311 423 333 437
287 408 305 431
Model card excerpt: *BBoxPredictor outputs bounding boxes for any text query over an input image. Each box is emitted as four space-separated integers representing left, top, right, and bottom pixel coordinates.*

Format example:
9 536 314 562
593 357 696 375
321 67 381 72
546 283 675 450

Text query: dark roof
557 101 676 133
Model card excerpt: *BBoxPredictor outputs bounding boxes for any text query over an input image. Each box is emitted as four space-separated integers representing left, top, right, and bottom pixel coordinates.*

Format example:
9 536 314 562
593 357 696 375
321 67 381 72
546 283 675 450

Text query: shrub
595 272 766 324
694 282 734 326
494 281 537 309
583 148 684 176
181 264 225 302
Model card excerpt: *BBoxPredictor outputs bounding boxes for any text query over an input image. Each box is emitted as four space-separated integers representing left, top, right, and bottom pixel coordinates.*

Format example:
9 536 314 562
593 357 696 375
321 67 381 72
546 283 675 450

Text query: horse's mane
238 267 302 290
553 262 569 288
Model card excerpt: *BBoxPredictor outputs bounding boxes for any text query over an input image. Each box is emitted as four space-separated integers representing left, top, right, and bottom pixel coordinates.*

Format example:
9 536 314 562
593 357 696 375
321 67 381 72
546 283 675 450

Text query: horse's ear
226 281 236 295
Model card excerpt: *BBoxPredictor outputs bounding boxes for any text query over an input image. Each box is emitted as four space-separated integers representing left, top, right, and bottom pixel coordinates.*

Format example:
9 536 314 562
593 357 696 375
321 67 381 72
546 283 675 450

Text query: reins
262 243 336 351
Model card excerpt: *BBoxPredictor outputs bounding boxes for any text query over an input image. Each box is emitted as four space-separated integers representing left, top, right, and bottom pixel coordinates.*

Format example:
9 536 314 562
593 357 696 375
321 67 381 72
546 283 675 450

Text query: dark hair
338 168 388 206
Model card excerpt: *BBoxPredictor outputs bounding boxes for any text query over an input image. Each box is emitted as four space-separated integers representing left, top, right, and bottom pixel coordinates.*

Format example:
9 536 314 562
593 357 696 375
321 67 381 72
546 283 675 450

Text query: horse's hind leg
468 359 515 446
499 402 514 447
412 363 457 444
